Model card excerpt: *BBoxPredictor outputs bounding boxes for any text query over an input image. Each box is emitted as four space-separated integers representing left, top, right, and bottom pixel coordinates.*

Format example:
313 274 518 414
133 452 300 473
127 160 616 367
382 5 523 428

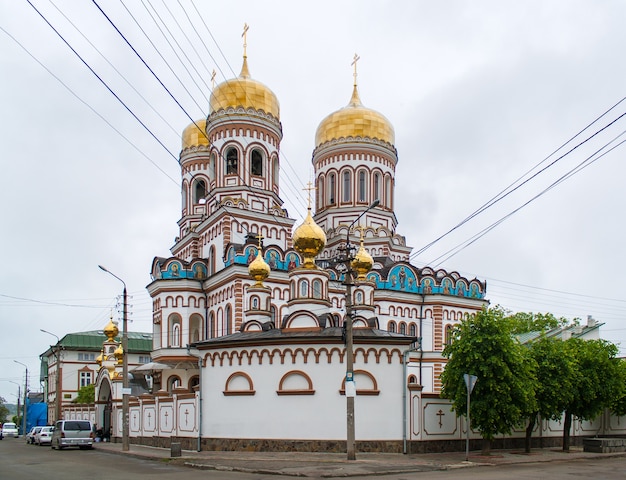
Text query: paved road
3 435 626 479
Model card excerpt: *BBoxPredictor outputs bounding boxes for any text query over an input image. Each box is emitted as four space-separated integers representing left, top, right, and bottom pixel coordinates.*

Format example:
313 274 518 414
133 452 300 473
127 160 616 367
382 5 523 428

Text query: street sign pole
463 374 477 461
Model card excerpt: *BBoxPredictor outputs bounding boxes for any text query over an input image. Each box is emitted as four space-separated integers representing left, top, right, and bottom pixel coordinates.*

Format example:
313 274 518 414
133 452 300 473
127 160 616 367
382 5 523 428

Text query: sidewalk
94 441 626 477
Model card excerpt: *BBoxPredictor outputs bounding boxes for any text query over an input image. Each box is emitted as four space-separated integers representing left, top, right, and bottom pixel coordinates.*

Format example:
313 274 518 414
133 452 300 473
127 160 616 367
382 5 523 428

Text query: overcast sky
1 1 625 404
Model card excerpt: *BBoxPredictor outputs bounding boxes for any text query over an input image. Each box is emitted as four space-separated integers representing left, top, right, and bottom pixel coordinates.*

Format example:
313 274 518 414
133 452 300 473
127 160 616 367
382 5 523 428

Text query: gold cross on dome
354 225 366 242
210 69 216 89
256 232 264 251
303 181 316 210
351 53 360 87
242 23 249 56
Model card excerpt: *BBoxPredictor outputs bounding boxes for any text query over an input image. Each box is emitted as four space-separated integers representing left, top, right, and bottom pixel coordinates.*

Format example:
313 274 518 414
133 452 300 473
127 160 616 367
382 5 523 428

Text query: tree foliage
504 311 570 335
0 396 9 423
441 306 537 450
562 338 622 450
72 384 95 404
609 359 626 417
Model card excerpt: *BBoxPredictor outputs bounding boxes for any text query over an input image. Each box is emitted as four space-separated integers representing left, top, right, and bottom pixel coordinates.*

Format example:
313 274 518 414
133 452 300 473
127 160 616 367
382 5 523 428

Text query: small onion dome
209 56 280 120
182 119 209 149
248 250 271 287
95 352 103 367
114 344 124 365
293 209 327 269
104 318 119 341
351 237 374 280
315 85 394 147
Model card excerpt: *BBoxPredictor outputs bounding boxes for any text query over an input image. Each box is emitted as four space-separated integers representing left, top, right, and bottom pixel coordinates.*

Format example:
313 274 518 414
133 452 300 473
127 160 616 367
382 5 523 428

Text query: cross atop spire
242 23 249 58
303 181 316 210
351 53 360 87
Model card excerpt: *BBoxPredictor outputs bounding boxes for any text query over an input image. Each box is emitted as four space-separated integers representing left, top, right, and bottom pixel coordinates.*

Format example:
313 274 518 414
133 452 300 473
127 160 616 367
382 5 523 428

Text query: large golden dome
104 318 119 341
293 209 327 269
182 119 209 149
315 86 394 147
209 57 280 120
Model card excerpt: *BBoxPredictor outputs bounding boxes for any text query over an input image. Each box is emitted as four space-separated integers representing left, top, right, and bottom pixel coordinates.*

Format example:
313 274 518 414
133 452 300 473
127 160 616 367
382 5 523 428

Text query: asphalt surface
94 441 626 477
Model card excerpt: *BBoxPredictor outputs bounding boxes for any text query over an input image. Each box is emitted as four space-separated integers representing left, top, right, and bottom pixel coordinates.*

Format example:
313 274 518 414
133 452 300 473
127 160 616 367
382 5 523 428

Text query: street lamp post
14 360 28 438
341 200 379 461
41 329 62 422
99 265 129 452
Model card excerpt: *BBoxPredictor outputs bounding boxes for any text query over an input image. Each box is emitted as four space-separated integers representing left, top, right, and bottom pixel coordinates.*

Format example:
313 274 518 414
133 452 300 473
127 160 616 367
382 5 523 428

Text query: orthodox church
122 32 489 451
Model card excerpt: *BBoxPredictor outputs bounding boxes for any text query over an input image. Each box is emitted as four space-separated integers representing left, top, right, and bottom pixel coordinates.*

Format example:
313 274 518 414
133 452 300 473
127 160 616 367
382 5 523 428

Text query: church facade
137 35 490 451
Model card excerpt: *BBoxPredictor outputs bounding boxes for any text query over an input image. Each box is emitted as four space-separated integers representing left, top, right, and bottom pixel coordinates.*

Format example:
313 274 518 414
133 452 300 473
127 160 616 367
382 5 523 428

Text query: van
51 420 94 450
1 422 19 438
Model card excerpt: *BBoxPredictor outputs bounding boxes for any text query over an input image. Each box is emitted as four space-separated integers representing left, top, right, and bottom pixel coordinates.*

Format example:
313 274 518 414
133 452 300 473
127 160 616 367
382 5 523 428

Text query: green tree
72 384 95 404
0 396 9 423
562 338 621 451
441 306 537 454
609 359 626 417
523 337 575 453
505 312 569 335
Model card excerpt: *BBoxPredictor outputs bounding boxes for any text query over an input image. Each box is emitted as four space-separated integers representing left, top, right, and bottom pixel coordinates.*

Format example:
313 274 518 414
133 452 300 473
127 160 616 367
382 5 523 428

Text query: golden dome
248 249 271 287
315 85 394 147
182 119 209 149
96 351 103 367
104 318 119 341
209 57 280 120
293 209 327 269
114 344 124 365
351 236 374 280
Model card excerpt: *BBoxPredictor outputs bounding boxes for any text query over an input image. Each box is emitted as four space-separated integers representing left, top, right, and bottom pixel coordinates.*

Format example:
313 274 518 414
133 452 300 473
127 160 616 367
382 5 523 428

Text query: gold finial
351 53 360 87
242 23 249 58
256 232 264 251
211 69 216 89
355 225 365 242
303 181 315 210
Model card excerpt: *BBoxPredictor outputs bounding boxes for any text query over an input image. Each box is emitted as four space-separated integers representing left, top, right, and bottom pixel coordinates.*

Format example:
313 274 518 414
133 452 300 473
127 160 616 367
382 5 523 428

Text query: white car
2 422 19 438
35 426 54 446
27 426 42 444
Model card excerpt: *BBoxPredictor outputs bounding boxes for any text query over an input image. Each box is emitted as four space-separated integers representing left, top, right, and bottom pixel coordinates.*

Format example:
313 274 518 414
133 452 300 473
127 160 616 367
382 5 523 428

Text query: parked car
1 422 19 438
26 426 42 444
35 426 54 446
51 420 94 450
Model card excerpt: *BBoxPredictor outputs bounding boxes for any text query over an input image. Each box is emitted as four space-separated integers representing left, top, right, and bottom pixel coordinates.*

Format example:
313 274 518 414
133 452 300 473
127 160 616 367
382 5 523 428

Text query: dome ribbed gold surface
114 344 123 365
315 86 394 147
293 209 327 269
182 119 209 149
248 250 271 286
104 319 119 341
209 57 280 119
351 239 374 281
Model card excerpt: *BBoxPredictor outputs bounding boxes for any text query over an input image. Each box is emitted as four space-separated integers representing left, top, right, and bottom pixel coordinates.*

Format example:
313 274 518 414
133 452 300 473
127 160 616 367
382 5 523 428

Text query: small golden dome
104 319 119 341
315 86 394 147
182 119 209 149
293 209 327 269
114 344 124 365
96 352 103 367
209 57 280 120
351 236 374 280
248 250 271 286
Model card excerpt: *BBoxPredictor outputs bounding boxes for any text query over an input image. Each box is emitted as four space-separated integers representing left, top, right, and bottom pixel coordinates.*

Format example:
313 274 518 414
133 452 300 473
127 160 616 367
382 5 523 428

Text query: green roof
42 330 152 354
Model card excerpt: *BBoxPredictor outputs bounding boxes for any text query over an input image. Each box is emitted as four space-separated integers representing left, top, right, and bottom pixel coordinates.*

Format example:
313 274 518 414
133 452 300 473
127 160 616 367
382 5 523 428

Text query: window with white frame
79 371 93 388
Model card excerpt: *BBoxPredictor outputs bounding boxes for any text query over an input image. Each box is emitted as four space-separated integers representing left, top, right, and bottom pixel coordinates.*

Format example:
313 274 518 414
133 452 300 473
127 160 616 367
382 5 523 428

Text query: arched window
209 153 216 182
445 324 453 345
193 179 207 204
400 322 406 335
226 148 238 174
182 184 188 211
299 279 309 298
168 376 181 392
410 323 417 337
312 279 322 299
190 314 201 343
385 175 392 207
251 149 263 176
272 157 279 188
317 177 324 209
209 312 216 339
328 173 336 205
270 305 277 325
388 321 397 333
208 245 216 275
358 170 367 203
172 323 180 347
225 304 232 335
374 173 381 203
251 296 259 309
342 170 351 203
